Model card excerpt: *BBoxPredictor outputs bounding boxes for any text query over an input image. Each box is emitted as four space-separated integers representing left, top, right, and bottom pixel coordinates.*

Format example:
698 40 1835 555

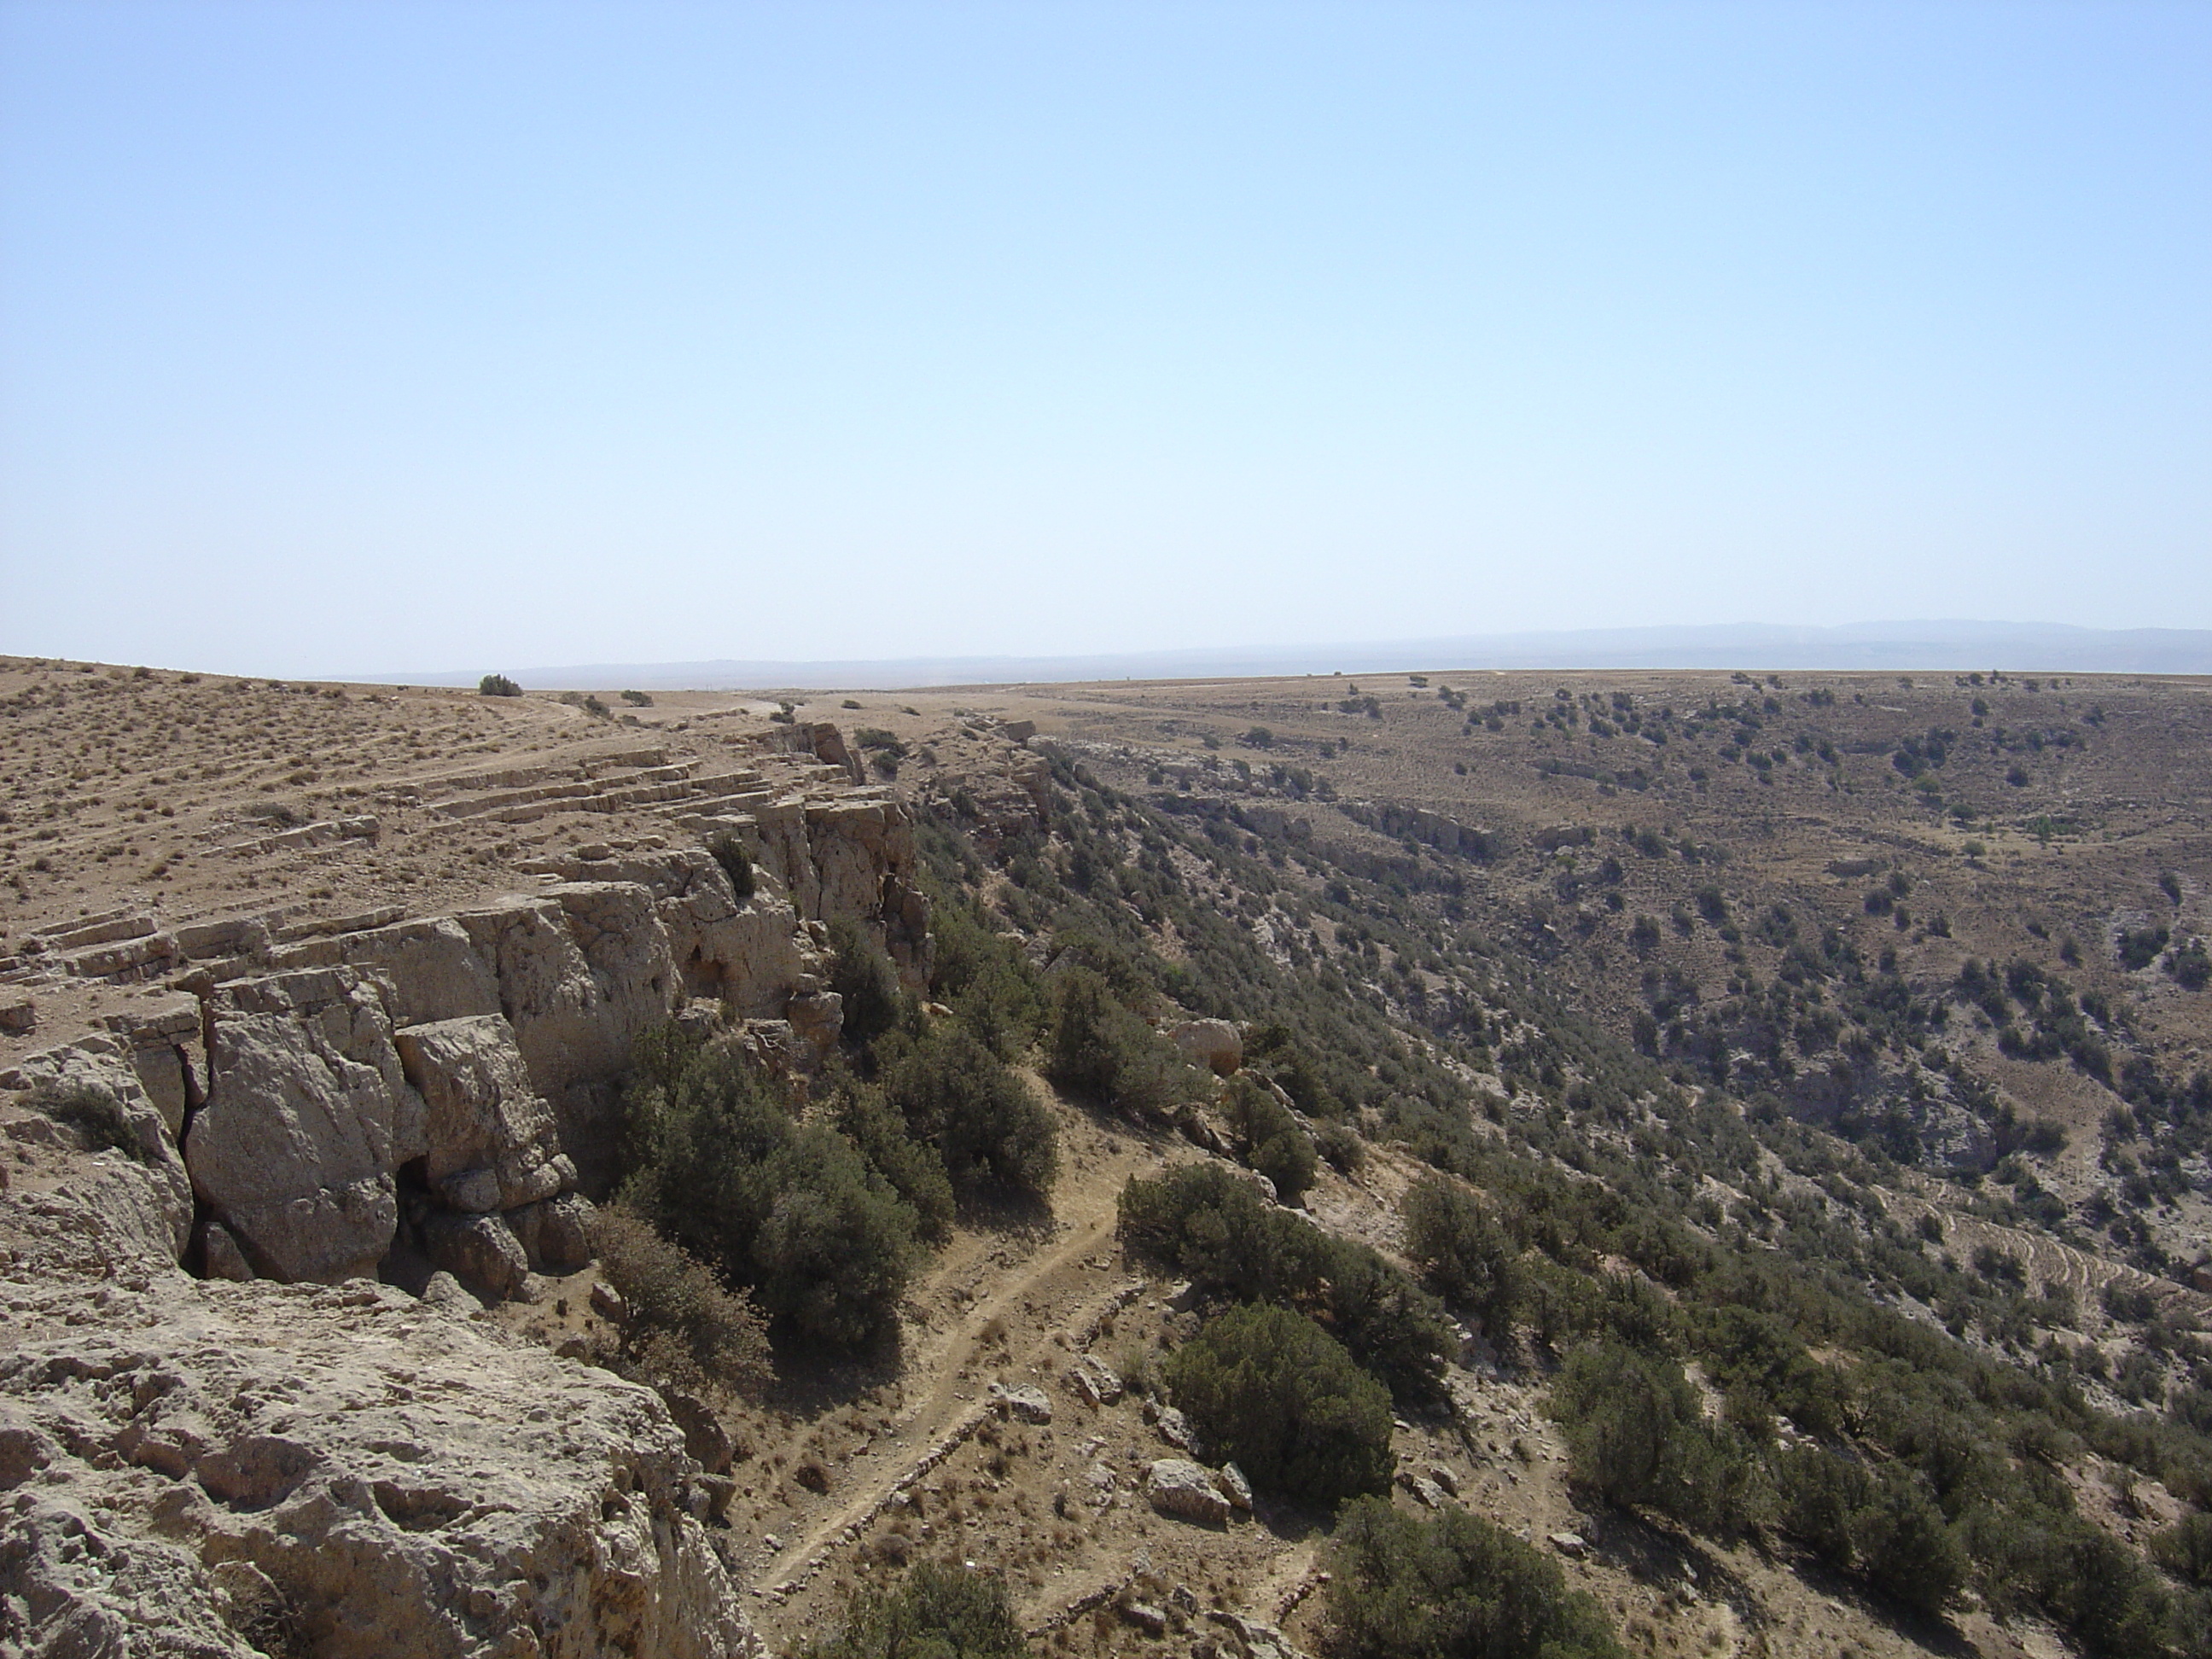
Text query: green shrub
1220 1075 1317 1203
704 831 755 900
1773 1441 1872 1567
1315 1119 1365 1174
1694 1305 1850 1439
832 1080 956 1243
925 897 1045 1058
796 1562 1027 1659
1850 1466 1966 1617
1045 967 1196 1118
588 1202 769 1395
830 917 906 1049
1325 1498 1624 1659
1549 1342 1765 1538
2151 1511 2212 1587
1119 1163 1448 1401
620 689 654 707
30 1080 148 1162
748 1124 923 1348
620 1039 919 1350
477 672 521 697
1164 1303 1393 1507
877 1026 1058 1197
2170 938 2211 992
1401 1178 1522 1336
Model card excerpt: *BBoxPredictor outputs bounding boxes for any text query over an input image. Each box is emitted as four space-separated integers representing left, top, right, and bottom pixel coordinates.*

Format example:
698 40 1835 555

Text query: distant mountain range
364 620 2212 691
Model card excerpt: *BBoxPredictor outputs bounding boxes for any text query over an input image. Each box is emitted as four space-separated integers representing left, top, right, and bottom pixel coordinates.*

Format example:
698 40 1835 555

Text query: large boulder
0 1267 760 1659
508 1191 596 1276
1 1037 194 1266
419 1209 529 1302
394 1015 573 1213
1169 1019 1243 1075
184 969 425 1284
265 916 505 1030
517 847 805 1016
1146 1458 1231 1525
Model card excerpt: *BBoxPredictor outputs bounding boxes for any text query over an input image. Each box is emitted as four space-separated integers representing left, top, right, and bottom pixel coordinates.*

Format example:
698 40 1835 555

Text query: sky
2 1 2207 678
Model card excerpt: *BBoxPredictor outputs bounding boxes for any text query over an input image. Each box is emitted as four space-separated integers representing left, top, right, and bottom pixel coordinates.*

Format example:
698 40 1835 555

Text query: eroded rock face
0 1269 760 1659
450 891 674 1197
184 969 426 1284
0 1038 194 1267
394 1015 573 1214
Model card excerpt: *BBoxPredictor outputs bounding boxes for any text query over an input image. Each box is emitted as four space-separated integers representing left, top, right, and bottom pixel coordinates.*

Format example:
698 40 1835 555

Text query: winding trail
754 1107 1167 1599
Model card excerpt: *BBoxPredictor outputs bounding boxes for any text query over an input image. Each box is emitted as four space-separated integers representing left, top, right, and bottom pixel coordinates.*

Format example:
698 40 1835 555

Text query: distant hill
362 620 2212 690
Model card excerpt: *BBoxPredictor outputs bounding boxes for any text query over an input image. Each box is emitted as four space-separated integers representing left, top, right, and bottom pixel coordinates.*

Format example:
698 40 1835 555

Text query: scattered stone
1121 1600 1168 1636
421 1209 528 1301
419 1270 477 1313
590 1279 627 1323
1146 1458 1231 1525
1548 1531 1587 1557
0 995 36 1034
1154 1405 1195 1451
1408 1475 1450 1509
1064 1353 1124 1407
1425 1460 1460 1496
1215 1461 1253 1511
990 1383 1053 1424
509 1190 595 1274
663 1388 734 1475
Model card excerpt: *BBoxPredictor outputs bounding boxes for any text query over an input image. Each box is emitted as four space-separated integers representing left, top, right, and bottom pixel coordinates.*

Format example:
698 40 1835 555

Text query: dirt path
755 1109 1167 1594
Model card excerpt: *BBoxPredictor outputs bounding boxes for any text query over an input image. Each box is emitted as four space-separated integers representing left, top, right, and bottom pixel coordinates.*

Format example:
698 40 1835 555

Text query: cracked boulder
183 969 424 1284
394 1015 573 1214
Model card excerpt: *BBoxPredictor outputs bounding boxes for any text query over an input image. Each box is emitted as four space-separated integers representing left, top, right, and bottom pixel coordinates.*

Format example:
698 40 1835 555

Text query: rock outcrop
0 1271 760 1659
184 968 426 1284
394 1015 573 1214
1145 1458 1231 1525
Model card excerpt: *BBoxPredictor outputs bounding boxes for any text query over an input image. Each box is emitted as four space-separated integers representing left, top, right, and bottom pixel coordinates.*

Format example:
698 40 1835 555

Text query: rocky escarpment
0 1074 756 1659
0 775 929 1295
0 756 934 1655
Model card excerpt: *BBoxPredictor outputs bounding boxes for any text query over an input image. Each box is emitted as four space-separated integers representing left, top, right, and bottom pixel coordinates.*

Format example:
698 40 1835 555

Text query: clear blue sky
3 2 2206 677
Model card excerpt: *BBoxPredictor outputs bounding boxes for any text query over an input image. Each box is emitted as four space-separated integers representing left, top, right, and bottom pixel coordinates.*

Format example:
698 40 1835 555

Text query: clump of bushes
704 831 754 900
589 1202 769 1396
1400 1178 1522 1336
1547 1342 1764 1540
796 1562 1027 1659
1119 1162 1448 1401
875 1024 1058 1198
1220 1075 1317 1203
1046 967 1199 1119
1773 1444 1965 1615
477 672 521 697
1325 1499 1624 1659
830 917 906 1048
1163 1302 1393 1506
923 894 1045 1059
619 1036 919 1350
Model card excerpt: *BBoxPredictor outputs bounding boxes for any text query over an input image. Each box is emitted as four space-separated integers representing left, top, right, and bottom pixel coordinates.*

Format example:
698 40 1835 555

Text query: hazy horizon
5 3 2208 678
